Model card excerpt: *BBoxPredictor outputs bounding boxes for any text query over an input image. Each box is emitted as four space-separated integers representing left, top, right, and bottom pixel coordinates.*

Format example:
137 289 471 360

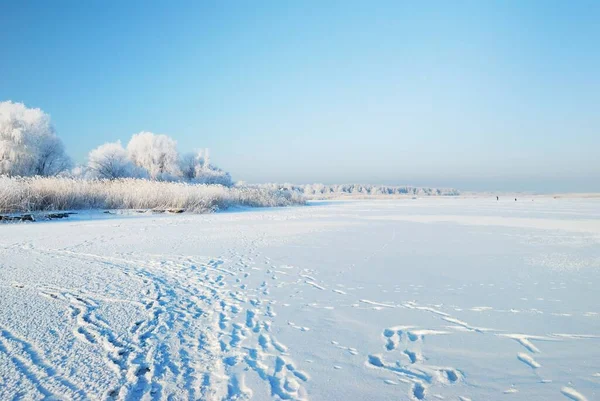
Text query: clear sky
1 1 598 192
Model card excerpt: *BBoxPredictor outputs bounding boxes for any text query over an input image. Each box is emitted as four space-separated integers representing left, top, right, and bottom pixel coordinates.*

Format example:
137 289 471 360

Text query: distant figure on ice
515 198 517 201
496 196 499 201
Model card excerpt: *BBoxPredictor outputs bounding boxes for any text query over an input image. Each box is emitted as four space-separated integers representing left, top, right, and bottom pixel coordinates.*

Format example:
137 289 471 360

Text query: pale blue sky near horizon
1 1 598 192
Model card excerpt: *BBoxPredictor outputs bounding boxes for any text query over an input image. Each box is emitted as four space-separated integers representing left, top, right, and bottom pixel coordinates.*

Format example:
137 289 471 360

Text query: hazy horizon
242 178 600 194
2 1 598 192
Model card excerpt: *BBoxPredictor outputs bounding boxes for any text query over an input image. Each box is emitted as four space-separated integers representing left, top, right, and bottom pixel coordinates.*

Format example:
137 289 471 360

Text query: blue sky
1 1 598 192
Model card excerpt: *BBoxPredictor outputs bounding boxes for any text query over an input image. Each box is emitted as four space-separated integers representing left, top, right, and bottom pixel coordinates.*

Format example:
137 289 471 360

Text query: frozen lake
1 198 599 400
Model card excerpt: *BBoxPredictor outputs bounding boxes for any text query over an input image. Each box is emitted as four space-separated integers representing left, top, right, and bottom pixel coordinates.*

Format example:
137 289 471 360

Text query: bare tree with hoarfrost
179 152 198 181
126 131 181 180
87 141 141 179
179 149 232 186
0 101 71 176
194 166 232 186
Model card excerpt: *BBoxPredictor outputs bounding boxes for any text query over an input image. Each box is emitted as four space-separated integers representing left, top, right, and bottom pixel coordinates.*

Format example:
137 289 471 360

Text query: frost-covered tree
179 152 199 181
202 148 210 168
87 141 141 179
194 167 233 186
195 149 232 186
0 101 71 176
126 132 181 180
179 149 232 186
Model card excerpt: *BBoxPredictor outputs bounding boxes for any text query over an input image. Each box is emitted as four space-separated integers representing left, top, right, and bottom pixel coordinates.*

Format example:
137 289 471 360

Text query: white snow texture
0 198 599 401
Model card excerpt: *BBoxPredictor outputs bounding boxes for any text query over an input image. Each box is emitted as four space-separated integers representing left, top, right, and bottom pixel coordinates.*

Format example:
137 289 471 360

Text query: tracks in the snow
16 241 311 400
0 326 88 400
367 325 462 401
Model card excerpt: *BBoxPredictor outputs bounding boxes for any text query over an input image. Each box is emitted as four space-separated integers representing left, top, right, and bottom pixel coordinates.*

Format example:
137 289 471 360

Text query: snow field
0 198 599 400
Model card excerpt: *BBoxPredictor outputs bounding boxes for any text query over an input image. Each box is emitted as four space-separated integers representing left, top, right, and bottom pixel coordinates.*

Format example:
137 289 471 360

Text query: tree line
0 101 232 186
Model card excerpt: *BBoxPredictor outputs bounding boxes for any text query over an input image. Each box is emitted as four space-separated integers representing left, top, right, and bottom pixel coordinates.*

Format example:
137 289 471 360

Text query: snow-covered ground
1 198 599 401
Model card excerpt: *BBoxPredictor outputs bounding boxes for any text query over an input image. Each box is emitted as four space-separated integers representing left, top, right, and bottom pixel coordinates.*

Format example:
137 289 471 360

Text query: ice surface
0 198 599 400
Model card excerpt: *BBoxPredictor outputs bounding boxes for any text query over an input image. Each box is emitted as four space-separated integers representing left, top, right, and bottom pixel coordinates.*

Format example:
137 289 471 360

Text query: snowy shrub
179 150 209 182
69 165 87 179
0 101 71 177
0 176 304 214
179 152 199 181
179 149 233 186
193 167 233 186
87 141 143 179
127 132 181 180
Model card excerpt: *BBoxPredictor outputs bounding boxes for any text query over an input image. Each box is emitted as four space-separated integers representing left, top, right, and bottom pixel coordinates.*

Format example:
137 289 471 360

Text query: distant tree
178 149 232 186
179 149 210 180
87 141 140 179
126 132 181 180
179 152 198 181
194 166 233 186
312 183 325 194
0 101 71 176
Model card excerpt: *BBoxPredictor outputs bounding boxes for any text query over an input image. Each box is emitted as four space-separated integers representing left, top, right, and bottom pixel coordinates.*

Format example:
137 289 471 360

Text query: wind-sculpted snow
0 198 599 400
